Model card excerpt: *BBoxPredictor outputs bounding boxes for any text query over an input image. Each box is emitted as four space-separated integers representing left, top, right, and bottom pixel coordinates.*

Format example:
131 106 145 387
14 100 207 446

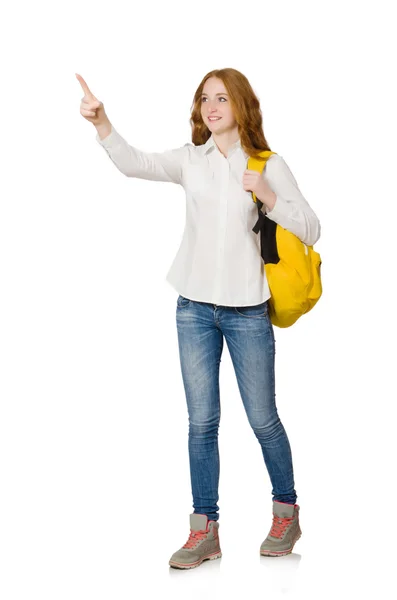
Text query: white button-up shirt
96 126 321 306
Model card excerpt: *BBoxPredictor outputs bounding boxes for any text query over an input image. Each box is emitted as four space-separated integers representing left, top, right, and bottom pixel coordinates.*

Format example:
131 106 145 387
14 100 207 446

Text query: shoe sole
169 550 222 569
260 532 301 557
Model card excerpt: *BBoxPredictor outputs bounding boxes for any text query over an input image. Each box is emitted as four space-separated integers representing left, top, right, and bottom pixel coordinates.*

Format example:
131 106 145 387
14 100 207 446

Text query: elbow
298 215 321 247
314 219 321 245
112 162 136 178
306 218 321 247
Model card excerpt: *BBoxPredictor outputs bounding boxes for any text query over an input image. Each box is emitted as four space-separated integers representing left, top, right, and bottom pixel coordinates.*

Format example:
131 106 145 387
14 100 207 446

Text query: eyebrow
201 92 228 96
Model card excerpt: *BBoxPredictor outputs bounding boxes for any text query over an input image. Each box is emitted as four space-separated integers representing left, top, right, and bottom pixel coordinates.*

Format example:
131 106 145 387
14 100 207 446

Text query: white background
1 0 396 598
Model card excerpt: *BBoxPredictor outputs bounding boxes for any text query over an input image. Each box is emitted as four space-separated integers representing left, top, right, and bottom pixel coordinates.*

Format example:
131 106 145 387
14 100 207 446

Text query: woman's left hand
242 169 275 204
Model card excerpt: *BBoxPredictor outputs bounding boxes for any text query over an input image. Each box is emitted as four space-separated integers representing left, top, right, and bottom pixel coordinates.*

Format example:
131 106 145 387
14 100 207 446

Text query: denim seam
177 296 192 309
234 306 268 318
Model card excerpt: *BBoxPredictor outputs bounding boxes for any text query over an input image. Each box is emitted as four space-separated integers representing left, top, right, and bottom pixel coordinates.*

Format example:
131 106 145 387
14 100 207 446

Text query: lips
208 117 221 121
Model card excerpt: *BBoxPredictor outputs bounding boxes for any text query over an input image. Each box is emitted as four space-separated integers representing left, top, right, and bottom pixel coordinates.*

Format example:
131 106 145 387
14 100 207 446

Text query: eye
201 97 227 102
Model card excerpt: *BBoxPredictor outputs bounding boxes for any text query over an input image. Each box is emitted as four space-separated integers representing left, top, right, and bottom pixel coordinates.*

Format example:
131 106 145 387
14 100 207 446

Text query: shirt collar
202 134 249 160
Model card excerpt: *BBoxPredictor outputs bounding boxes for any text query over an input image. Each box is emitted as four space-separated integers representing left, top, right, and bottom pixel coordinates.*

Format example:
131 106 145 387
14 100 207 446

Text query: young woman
77 68 321 570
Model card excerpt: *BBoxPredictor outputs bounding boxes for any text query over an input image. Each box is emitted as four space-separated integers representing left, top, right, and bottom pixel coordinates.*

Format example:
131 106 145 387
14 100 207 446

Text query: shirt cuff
95 125 116 147
264 195 286 221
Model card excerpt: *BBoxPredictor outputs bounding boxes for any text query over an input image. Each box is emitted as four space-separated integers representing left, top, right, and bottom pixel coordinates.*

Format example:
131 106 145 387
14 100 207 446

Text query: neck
212 125 240 158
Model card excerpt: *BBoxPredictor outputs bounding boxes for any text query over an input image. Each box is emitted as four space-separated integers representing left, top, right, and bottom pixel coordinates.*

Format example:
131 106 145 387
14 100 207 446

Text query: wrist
260 191 277 212
95 119 112 140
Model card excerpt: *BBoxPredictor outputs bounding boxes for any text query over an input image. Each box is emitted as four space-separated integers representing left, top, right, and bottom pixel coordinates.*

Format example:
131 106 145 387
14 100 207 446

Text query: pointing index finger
75 73 94 98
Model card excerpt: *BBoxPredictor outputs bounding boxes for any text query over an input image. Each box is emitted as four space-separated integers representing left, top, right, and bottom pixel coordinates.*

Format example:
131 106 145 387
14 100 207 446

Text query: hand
242 169 274 203
76 73 108 126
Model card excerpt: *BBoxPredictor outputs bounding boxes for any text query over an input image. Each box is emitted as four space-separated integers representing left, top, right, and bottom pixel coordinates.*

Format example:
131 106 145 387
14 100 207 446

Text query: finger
81 99 100 110
76 73 94 98
81 109 96 117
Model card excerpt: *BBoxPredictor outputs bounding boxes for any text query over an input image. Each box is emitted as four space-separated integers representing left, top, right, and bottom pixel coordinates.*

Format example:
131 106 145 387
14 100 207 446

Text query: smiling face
201 76 238 135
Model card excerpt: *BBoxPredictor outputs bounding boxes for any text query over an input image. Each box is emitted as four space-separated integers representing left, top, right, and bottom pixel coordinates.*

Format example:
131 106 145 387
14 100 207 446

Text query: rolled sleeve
96 125 188 185
261 155 321 246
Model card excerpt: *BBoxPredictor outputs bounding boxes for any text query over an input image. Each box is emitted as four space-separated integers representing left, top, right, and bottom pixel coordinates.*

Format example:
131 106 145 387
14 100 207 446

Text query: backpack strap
247 151 279 264
247 150 277 205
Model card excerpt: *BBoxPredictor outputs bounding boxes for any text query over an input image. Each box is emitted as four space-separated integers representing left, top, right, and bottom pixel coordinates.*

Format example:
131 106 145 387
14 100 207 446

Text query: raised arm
95 125 188 185
76 73 187 185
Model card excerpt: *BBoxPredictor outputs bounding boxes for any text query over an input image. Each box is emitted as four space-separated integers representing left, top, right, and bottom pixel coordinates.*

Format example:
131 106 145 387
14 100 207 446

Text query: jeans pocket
234 301 268 318
177 295 192 308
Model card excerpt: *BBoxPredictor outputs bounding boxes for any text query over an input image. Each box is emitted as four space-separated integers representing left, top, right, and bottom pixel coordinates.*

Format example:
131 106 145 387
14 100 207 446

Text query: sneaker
169 513 222 569
260 501 302 557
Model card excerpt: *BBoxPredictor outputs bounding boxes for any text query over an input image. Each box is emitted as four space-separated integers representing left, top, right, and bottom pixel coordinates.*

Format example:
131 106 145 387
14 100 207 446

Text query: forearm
95 119 112 141
264 195 321 246
259 191 277 212
95 125 186 183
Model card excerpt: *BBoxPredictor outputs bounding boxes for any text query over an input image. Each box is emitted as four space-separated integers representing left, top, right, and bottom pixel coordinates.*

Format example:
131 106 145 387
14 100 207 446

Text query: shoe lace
270 514 294 538
183 528 207 549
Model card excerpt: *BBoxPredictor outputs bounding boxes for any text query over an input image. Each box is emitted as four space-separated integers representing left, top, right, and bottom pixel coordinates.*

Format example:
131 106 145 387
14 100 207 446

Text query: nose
207 101 219 113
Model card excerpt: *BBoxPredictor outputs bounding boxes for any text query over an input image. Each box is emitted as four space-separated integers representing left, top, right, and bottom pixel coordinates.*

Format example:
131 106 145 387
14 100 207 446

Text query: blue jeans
176 295 297 522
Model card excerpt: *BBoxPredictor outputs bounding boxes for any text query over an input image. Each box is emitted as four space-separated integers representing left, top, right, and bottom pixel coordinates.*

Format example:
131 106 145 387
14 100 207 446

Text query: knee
188 415 220 437
250 415 284 442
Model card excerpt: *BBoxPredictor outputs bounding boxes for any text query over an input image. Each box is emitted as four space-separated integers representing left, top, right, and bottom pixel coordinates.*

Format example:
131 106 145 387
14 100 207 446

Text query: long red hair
189 68 272 161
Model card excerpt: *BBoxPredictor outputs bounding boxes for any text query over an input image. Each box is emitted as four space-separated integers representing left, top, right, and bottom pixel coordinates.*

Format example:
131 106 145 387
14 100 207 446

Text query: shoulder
266 153 286 167
261 153 285 177
183 141 205 153
182 141 207 165
263 153 297 183
183 142 197 155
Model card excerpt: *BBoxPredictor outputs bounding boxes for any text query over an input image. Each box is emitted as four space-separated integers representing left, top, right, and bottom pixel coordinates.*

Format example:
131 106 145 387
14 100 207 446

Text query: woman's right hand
76 73 108 126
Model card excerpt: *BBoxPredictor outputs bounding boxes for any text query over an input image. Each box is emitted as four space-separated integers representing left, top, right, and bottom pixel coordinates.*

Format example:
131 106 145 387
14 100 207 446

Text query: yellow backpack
248 151 322 328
